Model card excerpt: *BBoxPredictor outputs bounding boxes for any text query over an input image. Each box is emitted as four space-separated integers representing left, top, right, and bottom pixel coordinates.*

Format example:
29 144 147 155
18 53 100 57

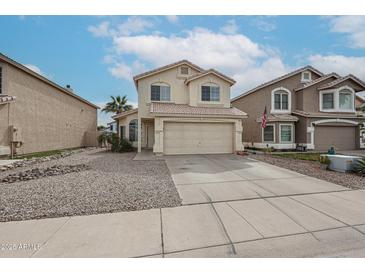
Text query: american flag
261 106 267 128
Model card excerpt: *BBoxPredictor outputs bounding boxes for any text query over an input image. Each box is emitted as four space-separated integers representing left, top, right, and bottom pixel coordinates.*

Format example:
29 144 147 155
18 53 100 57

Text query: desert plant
119 138 135 152
354 157 365 175
319 155 331 165
108 133 120 152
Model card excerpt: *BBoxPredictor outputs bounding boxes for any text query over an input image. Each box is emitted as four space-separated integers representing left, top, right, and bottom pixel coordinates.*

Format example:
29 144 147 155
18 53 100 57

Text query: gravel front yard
0 149 181 222
249 153 365 189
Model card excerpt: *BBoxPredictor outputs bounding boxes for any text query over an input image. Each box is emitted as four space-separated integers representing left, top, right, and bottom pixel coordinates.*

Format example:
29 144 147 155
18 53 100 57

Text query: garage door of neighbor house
314 125 356 151
164 122 234 155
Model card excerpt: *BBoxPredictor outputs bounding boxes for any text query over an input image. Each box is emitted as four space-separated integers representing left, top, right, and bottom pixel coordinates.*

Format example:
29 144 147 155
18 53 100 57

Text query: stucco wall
1 63 97 155
188 74 231 108
232 73 312 143
137 66 201 119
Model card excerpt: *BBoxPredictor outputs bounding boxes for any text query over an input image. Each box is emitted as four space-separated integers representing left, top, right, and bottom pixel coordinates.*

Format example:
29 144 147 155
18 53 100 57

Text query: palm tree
102 95 133 114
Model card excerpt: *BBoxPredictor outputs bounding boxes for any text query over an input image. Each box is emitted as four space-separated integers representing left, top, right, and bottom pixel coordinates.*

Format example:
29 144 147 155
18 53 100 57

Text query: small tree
102 95 133 114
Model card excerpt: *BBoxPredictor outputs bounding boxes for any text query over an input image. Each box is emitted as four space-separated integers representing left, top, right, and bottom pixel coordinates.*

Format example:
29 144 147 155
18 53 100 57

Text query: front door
146 123 155 148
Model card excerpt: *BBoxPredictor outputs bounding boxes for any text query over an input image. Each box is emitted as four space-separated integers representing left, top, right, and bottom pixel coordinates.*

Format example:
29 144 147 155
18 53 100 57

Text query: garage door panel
164 122 233 155
314 126 356 151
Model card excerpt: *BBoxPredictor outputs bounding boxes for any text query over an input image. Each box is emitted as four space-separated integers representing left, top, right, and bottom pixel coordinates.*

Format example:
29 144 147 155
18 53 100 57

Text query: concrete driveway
1 154 365 258
165 154 347 205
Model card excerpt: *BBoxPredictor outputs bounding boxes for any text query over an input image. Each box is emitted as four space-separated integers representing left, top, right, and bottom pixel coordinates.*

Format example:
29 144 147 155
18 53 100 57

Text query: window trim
271 87 291 114
149 82 172 102
262 124 275 143
200 82 221 103
301 71 312 83
319 86 355 113
279 123 294 143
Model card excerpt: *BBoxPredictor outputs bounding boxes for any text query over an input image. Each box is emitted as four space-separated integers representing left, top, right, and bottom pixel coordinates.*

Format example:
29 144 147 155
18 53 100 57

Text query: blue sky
1 15 365 125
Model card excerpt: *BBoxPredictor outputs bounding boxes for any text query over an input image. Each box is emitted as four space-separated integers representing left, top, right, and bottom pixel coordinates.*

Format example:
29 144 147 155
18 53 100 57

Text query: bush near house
108 133 135 153
354 157 365 175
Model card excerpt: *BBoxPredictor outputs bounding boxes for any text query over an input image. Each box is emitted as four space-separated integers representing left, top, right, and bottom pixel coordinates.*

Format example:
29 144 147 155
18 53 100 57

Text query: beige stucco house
0 53 98 156
232 66 365 151
113 60 247 155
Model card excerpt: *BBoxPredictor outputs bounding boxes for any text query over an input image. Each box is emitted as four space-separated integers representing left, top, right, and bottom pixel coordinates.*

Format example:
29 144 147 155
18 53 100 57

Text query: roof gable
133 60 204 85
184 69 236 86
231 65 324 102
294 73 340 91
318 74 365 91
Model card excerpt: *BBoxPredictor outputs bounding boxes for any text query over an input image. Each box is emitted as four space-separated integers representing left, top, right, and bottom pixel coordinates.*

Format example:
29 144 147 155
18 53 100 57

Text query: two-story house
113 60 247 155
232 66 365 151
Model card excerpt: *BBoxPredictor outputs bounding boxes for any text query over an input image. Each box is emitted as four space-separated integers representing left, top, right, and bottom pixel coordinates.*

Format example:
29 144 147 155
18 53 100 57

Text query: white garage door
164 122 234 155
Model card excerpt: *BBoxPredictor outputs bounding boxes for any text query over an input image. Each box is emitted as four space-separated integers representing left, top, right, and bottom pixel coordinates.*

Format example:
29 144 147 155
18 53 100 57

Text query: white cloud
88 21 111 37
327 16 365 48
24 64 44 76
110 27 288 94
220 19 238 34
308 54 365 79
108 61 146 81
88 17 154 38
251 16 276 32
166 15 179 23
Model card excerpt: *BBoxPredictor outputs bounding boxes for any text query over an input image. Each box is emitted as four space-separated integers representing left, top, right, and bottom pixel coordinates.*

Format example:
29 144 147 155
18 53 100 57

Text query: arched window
151 82 171 102
338 87 354 111
271 87 291 113
129 119 138 142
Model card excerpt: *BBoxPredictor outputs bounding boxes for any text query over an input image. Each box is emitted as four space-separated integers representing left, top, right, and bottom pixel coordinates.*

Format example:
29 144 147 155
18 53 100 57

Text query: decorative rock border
0 147 95 172
0 164 90 184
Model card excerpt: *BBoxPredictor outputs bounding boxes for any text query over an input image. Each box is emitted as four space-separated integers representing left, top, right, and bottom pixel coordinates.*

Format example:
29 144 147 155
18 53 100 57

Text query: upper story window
320 86 355 112
180 66 189 75
151 83 171 102
322 93 334 110
339 89 353 110
271 87 291 113
201 84 220 102
301 71 311 82
0 66 3 94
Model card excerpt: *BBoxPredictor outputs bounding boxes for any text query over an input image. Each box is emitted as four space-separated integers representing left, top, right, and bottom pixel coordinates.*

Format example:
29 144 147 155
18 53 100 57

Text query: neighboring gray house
232 66 365 151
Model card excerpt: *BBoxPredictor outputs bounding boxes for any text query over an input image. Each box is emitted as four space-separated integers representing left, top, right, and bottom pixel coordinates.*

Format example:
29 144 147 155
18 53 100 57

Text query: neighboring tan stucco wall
187 74 231 108
2 63 97 155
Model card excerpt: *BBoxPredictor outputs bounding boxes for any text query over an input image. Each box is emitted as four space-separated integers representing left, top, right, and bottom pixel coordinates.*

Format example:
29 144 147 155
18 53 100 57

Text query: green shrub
119 138 135 152
109 133 120 152
319 155 331 165
354 158 365 175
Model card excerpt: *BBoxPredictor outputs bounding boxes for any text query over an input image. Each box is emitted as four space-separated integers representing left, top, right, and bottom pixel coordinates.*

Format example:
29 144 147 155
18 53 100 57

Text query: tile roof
292 109 364 119
112 108 138 120
0 53 99 109
231 65 324 102
184 69 236 85
318 74 365 90
0 95 16 105
150 102 247 117
294 73 340 91
255 114 299 123
133 60 204 83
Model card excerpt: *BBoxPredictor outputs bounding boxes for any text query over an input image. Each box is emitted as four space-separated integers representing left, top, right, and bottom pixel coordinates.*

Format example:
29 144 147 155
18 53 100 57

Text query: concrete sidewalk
1 190 365 258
